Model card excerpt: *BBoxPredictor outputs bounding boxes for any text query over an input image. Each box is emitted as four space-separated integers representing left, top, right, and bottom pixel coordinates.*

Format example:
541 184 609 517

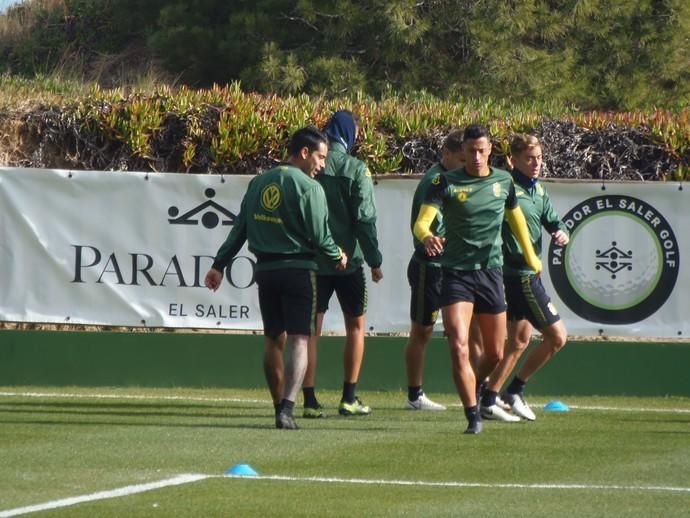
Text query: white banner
0 167 687 337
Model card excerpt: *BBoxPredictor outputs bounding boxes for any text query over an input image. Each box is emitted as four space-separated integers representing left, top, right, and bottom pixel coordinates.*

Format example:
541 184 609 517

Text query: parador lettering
71 245 256 289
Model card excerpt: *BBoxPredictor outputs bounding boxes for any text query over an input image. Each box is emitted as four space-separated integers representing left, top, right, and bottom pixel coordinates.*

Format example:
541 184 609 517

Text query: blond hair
509 134 541 157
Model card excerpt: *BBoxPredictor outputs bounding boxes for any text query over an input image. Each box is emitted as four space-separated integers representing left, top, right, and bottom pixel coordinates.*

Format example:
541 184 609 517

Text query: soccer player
302 110 383 418
483 134 569 421
205 126 347 430
413 124 541 434
404 129 466 411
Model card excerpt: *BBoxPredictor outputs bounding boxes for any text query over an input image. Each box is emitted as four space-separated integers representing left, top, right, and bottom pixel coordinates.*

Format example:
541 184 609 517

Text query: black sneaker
463 418 483 435
275 411 299 430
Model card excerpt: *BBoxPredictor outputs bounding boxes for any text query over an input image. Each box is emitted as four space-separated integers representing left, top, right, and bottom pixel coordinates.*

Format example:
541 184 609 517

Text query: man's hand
204 268 223 291
371 267 383 283
335 251 348 271
552 230 569 246
423 235 446 257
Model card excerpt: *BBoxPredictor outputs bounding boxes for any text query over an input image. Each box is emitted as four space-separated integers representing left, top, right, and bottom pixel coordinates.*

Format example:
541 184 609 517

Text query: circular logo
548 195 679 324
260 183 282 211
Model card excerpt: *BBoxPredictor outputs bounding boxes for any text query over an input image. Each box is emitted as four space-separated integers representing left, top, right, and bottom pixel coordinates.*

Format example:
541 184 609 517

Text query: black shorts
407 257 442 326
316 267 367 317
441 267 507 314
256 269 317 339
505 274 561 331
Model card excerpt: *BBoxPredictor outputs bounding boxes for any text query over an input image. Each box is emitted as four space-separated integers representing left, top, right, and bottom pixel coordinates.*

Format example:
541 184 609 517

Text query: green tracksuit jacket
212 164 342 273
502 175 568 277
314 142 383 275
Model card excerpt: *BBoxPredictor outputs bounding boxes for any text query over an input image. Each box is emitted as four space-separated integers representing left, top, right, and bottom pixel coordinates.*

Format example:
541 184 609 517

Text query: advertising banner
0 167 686 337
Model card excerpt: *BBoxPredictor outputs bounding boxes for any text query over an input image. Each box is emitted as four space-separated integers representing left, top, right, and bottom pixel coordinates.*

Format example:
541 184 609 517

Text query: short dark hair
443 129 464 152
463 124 491 142
288 125 328 156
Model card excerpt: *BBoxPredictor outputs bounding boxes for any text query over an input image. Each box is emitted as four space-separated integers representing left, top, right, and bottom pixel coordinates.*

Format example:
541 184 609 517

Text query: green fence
1 330 689 396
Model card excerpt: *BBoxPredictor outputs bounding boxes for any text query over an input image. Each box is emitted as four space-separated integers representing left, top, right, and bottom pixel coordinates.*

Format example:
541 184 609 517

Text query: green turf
1 387 689 517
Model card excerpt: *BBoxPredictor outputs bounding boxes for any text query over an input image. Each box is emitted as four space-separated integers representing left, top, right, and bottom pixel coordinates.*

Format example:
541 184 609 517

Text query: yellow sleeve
505 206 543 273
413 204 439 242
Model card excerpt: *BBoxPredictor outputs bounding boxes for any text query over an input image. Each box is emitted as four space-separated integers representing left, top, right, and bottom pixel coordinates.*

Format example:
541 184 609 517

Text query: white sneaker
495 395 512 411
481 404 520 422
509 394 536 421
405 393 447 411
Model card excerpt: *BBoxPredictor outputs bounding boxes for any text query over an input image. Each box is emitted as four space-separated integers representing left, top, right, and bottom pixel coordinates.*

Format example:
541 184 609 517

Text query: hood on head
325 110 357 153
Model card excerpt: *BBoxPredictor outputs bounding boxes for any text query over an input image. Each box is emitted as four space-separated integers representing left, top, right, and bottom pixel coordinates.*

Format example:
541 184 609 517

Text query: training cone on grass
225 463 259 477
544 400 570 412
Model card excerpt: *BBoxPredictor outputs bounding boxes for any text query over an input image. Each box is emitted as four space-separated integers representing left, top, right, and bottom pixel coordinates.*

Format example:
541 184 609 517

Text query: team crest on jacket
261 183 282 211
492 182 502 197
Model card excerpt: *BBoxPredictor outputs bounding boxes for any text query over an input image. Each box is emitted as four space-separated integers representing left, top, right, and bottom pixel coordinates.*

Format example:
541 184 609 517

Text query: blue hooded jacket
325 110 357 153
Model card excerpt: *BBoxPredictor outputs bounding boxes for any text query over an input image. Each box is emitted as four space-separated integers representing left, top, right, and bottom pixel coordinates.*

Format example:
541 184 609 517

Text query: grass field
1 387 689 517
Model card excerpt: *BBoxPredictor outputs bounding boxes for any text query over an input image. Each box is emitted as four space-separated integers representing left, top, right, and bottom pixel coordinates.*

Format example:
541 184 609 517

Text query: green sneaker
338 397 371 416
303 404 326 419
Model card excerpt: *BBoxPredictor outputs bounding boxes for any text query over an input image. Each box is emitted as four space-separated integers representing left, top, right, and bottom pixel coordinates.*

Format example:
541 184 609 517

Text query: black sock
408 385 423 401
506 376 527 395
464 405 480 423
280 399 295 414
342 382 356 403
475 378 487 399
303 386 319 408
274 402 282 415
481 389 497 408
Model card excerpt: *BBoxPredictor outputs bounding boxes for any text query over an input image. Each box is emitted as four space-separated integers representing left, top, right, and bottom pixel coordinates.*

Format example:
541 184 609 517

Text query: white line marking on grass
568 404 690 414
0 391 270 404
0 474 209 517
2 392 690 414
3 470 687 516
445 402 690 414
226 474 690 494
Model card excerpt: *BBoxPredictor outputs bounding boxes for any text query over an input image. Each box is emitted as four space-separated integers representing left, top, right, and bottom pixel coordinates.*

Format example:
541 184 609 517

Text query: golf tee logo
548 195 679 324
168 188 236 229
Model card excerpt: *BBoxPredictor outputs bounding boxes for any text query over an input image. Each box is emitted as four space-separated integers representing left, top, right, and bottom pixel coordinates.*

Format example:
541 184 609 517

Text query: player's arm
414 204 445 256
506 206 542 274
541 193 569 246
211 195 248 272
206 195 248 291
305 184 347 267
352 165 383 269
413 173 448 256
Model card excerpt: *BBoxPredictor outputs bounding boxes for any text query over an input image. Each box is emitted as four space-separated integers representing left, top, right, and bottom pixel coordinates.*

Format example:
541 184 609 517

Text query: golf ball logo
548 195 679 324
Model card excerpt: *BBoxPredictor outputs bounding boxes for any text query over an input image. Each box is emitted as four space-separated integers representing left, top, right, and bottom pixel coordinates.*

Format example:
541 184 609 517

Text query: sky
0 0 23 14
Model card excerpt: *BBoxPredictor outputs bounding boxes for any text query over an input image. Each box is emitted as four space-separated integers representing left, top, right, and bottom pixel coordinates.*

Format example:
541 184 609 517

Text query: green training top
410 162 446 267
423 166 518 270
502 172 568 276
212 164 342 273
315 141 383 275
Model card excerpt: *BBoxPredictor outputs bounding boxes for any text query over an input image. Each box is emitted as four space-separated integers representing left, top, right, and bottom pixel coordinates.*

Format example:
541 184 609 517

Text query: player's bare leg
337 312 372 415
443 301 481 433
263 332 286 406
343 313 366 384
405 321 434 387
516 319 567 382
303 312 324 388
444 302 475 404
487 319 532 395
476 311 520 422
283 335 309 404
468 315 484 375
404 321 446 410
302 313 325 417
474 311 507 382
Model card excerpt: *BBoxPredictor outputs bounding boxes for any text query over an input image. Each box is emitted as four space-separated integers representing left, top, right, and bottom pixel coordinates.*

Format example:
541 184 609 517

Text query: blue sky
0 0 23 14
